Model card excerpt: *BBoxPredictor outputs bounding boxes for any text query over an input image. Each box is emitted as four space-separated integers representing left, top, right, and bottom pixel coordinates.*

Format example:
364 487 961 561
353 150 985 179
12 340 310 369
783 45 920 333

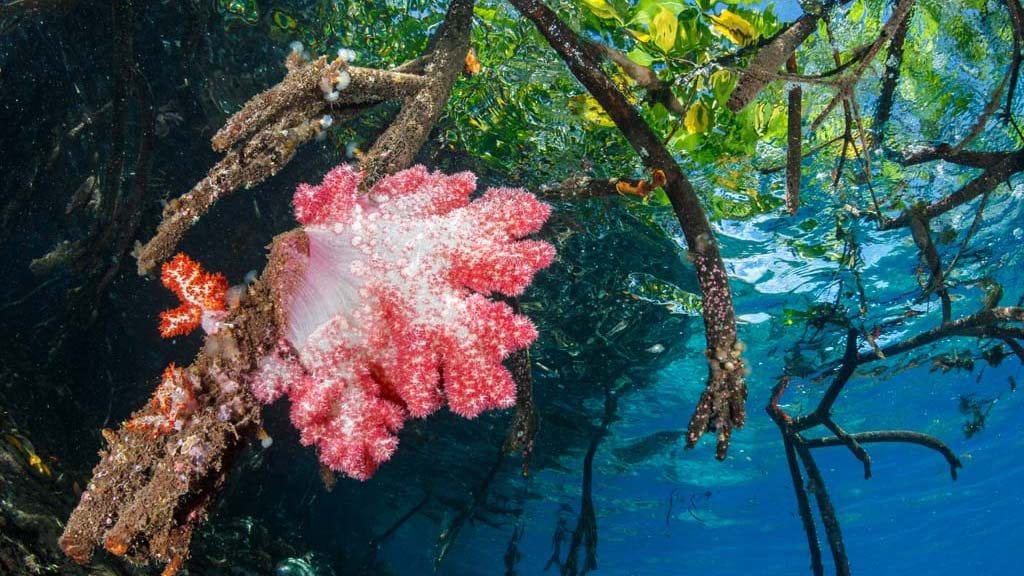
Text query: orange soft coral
158 253 229 338
124 364 199 438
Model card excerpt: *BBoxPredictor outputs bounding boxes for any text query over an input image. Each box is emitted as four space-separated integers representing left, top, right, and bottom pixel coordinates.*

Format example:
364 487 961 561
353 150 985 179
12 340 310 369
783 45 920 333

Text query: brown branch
1000 335 1024 362
902 144 1015 169
728 11 821 112
847 0 917 88
953 0 1021 149
953 73 1010 153
769 303 1023 573
361 491 431 569
535 173 667 202
509 0 746 460
537 176 621 201
434 447 506 571
940 187 991 282
881 148 1024 229
810 0 916 133
908 213 952 322
758 136 844 174
786 54 803 215
504 298 540 476
804 431 962 480
60 281 273 572
134 56 373 275
597 44 685 115
873 0 912 132
793 440 851 576
821 418 872 478
134 0 474 275
359 0 474 189
563 382 616 575
861 307 1024 363
782 436 824 576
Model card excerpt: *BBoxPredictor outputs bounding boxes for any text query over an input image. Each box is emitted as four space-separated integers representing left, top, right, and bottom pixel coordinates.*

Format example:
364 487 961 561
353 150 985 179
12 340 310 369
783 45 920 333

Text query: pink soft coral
254 164 554 480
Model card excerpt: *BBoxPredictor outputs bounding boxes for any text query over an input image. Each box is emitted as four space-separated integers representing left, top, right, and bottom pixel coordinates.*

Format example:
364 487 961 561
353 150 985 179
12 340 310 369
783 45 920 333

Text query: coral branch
64 5 488 572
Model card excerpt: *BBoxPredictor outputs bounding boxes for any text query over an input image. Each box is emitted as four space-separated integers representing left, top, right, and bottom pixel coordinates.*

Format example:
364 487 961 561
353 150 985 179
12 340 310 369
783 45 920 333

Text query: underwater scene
1 0 1021 574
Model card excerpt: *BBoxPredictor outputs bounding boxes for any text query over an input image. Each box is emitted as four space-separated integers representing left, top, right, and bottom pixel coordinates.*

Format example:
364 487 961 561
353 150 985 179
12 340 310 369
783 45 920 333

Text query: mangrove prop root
134 0 474 276
59 279 279 572
768 307 1019 574
509 0 746 460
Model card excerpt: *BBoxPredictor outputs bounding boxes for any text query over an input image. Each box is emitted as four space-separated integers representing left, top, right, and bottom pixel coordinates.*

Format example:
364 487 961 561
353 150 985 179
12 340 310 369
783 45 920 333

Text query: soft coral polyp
255 164 554 480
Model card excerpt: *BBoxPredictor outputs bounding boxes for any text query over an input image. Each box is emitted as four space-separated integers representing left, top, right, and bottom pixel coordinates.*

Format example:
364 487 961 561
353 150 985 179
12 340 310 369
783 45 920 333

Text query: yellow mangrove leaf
684 100 711 134
710 69 736 105
569 94 615 127
581 0 620 21
709 10 759 47
651 7 679 52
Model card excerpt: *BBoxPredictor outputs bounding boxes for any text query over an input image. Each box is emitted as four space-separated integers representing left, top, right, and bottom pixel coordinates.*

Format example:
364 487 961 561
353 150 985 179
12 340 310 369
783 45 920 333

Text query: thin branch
782 436 824 576
940 188 991 281
562 382 616 576
793 440 851 576
810 0 917 133
908 213 953 322
1004 0 1024 118
786 54 803 215
902 144 1014 168
597 44 685 115
769 303 1022 573
804 431 962 480
880 149 1024 229
359 0 475 188
758 136 844 174
873 1 912 133
865 307 1024 362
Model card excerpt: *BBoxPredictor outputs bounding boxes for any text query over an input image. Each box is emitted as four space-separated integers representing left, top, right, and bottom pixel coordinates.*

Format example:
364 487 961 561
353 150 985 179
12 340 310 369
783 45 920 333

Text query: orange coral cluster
124 364 199 438
158 253 228 338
